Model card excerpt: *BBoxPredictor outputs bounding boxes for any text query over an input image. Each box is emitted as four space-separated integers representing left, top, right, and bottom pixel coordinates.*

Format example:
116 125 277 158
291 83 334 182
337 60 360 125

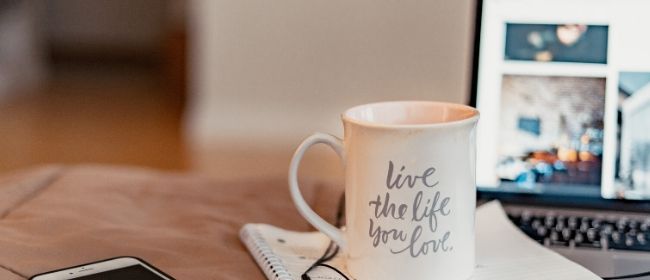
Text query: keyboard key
545 216 555 227
640 220 650 231
600 224 614 235
611 231 622 244
587 228 598 242
567 216 578 229
531 219 542 229
591 218 602 228
574 232 584 243
637 233 647 245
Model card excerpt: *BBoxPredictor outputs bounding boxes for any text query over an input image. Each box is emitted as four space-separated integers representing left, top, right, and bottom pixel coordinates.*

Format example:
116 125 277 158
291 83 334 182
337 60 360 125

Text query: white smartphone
29 256 174 280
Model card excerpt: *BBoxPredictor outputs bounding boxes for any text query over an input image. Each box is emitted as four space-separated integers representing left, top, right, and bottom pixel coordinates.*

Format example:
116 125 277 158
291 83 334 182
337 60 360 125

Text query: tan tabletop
0 165 341 279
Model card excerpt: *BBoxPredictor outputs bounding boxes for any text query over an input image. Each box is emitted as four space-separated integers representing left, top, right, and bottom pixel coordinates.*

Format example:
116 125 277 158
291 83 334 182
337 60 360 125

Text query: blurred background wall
187 0 474 181
0 0 474 183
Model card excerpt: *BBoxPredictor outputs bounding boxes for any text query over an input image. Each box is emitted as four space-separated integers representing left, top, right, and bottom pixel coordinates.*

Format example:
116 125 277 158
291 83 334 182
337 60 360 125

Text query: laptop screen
474 0 650 200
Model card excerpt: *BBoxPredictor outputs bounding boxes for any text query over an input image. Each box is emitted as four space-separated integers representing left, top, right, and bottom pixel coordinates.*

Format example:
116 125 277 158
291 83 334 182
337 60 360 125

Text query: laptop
471 0 650 278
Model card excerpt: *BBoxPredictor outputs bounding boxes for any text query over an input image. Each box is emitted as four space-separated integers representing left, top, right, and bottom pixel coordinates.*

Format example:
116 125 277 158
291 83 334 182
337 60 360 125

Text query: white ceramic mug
289 101 479 280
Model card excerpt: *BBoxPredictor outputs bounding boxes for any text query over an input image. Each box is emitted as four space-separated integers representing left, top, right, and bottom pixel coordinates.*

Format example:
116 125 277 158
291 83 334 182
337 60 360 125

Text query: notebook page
472 201 600 280
241 224 349 280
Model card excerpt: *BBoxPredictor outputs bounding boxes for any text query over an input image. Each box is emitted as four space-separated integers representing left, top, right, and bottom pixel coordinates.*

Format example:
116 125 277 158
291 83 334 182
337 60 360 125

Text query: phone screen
70 265 165 280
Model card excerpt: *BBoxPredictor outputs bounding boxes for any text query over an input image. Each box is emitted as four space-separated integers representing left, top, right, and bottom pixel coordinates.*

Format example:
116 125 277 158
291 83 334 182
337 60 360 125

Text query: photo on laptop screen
474 0 650 200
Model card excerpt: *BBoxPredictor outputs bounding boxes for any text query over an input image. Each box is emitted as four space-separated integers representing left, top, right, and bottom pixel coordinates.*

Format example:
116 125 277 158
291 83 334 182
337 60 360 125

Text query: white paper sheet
472 201 600 280
241 200 601 280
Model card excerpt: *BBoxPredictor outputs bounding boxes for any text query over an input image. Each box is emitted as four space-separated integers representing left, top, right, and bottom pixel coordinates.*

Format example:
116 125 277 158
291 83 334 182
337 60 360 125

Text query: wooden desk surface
0 165 341 279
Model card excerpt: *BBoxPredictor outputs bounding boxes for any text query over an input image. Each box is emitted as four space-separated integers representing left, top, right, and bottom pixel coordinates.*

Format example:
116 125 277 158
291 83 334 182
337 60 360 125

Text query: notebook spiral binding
242 225 293 280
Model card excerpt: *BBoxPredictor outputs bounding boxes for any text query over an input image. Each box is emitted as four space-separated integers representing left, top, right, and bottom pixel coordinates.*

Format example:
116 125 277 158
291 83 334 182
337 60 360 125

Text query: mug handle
289 132 347 250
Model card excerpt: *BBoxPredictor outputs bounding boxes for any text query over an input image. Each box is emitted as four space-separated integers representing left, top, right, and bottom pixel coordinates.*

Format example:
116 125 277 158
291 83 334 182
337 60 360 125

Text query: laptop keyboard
508 212 650 252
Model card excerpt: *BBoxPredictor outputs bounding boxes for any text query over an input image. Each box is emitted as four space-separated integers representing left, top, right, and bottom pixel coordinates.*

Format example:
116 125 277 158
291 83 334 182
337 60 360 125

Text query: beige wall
186 0 476 180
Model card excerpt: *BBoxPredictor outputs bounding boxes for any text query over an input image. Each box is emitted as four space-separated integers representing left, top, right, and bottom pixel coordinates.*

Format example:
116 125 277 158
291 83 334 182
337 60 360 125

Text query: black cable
315 263 350 279
302 193 350 280
602 270 650 279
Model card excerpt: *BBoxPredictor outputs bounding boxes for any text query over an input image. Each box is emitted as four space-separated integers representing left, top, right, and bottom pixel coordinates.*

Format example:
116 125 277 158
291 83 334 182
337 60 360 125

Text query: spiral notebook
240 201 600 280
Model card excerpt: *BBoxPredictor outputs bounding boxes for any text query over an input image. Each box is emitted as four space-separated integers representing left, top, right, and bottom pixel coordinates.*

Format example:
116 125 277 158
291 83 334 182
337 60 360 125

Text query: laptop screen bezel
469 0 650 212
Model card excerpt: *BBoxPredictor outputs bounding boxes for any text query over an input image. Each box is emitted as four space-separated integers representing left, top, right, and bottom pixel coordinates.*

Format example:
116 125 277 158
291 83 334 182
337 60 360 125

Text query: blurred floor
0 63 186 173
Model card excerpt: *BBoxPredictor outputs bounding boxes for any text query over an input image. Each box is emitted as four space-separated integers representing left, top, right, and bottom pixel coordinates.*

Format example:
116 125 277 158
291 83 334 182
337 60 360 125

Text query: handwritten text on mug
368 161 452 258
